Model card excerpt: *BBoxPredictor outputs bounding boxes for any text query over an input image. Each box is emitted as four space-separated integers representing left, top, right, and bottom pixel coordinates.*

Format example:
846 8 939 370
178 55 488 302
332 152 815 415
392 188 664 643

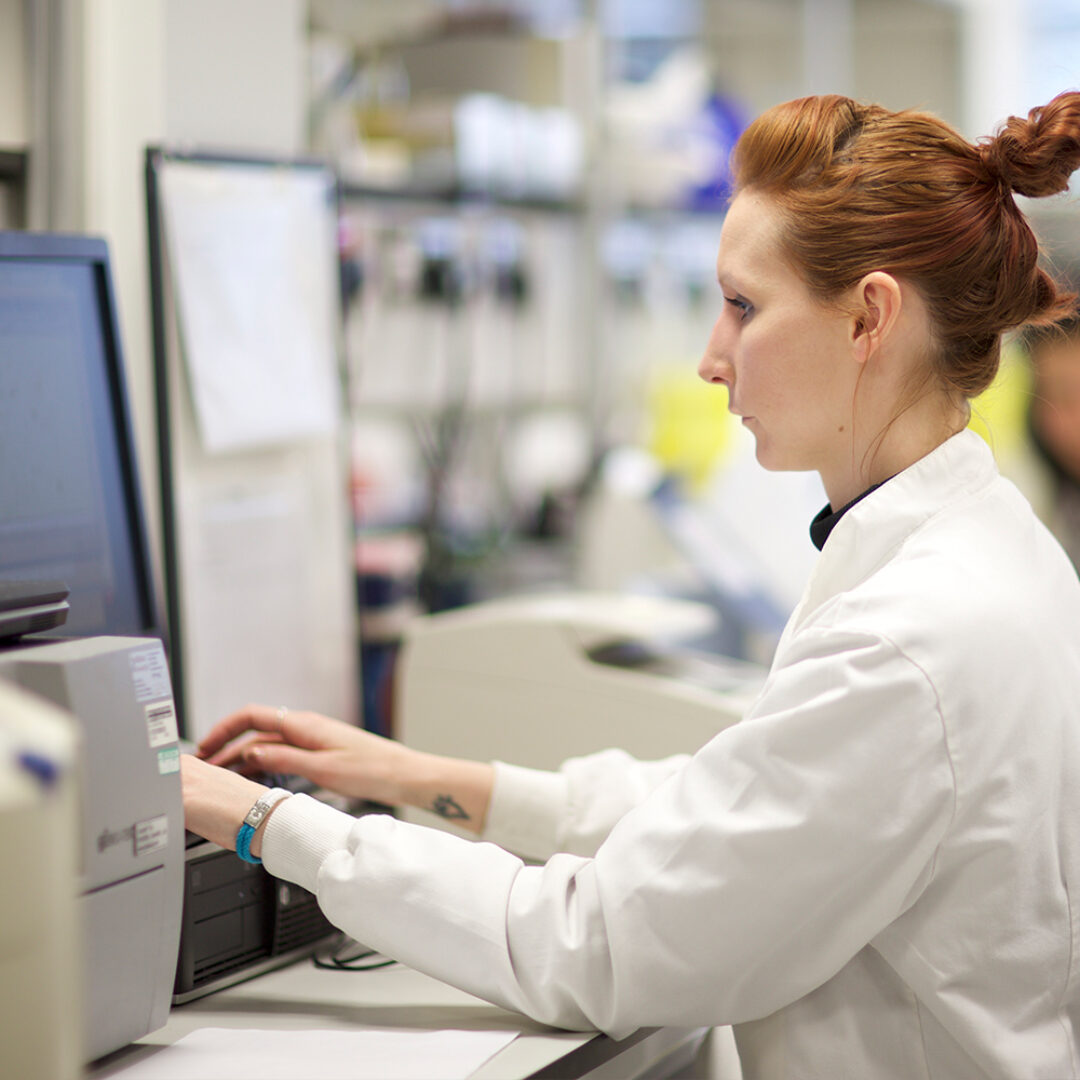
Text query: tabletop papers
114 1025 519 1080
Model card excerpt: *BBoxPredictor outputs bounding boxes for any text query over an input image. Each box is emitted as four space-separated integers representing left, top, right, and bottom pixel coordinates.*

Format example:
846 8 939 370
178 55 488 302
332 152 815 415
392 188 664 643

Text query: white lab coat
263 429 1080 1079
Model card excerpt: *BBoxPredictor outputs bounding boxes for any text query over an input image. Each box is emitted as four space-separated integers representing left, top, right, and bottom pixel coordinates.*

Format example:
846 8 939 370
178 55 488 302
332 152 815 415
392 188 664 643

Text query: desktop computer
0 231 335 1062
173 839 333 1003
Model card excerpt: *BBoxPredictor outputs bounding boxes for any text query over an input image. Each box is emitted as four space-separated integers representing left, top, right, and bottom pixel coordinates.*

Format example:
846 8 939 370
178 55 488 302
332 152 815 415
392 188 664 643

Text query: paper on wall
159 160 341 454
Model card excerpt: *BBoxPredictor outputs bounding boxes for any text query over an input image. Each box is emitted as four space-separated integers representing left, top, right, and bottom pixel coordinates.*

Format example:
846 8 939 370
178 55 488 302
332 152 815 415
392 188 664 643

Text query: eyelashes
724 294 754 320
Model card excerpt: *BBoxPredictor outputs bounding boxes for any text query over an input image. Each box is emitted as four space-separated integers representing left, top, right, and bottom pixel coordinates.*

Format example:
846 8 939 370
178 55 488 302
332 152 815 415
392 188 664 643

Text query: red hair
731 93 1080 397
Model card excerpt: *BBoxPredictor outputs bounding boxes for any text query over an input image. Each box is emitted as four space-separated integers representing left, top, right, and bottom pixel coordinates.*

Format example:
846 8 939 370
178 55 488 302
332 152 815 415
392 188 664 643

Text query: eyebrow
716 269 749 294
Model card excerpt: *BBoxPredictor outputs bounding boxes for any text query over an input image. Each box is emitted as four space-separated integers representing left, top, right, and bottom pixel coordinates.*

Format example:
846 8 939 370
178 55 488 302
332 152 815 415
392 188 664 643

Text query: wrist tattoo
431 794 469 821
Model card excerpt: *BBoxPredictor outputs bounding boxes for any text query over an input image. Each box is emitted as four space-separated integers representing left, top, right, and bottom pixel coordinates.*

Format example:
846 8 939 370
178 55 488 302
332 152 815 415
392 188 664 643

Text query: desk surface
88 957 706 1080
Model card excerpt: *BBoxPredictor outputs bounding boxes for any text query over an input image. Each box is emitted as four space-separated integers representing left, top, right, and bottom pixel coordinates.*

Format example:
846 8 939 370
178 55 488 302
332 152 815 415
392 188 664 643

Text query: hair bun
978 91 1080 198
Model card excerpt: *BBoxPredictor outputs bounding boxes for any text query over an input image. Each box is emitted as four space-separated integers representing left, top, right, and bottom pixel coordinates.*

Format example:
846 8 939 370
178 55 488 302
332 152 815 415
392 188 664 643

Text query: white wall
75 0 307 597
164 0 305 154
958 0 1026 138
0 0 26 146
81 0 167 593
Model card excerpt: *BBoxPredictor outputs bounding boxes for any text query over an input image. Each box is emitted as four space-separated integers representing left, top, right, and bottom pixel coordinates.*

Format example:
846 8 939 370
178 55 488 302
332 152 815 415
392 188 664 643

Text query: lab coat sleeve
261 625 955 1037
482 750 691 860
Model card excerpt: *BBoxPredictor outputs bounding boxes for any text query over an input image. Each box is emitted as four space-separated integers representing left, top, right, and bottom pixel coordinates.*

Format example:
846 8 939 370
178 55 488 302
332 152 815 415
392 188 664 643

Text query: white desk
88 957 708 1079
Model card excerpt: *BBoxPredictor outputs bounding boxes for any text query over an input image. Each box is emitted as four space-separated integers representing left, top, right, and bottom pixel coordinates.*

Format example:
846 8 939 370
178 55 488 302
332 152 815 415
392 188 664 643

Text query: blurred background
4 0 1080 728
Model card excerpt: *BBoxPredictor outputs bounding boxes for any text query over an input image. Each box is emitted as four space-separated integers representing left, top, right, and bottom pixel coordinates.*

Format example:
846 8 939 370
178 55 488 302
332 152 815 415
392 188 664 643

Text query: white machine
0 678 82 1080
0 636 184 1063
396 592 766 832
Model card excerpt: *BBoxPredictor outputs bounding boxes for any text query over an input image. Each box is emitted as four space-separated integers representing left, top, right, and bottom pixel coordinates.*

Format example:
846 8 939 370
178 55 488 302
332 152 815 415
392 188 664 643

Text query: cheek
740 320 819 401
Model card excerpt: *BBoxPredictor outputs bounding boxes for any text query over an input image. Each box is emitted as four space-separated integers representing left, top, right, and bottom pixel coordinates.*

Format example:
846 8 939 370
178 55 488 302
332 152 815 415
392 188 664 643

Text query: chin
753 441 813 475
752 440 786 471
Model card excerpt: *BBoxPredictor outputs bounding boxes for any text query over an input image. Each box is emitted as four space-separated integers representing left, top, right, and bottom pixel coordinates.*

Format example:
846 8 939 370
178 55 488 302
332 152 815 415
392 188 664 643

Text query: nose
698 316 732 387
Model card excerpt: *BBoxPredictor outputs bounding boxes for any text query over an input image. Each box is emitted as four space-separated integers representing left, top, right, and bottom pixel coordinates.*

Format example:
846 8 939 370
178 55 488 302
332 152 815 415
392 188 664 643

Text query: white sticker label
157 746 180 775
145 700 179 748
130 647 172 704
134 815 169 857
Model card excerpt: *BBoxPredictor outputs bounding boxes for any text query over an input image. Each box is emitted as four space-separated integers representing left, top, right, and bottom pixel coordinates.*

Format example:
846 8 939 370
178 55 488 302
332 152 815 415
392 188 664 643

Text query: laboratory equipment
0 637 183 1062
396 592 765 832
0 677 81 1080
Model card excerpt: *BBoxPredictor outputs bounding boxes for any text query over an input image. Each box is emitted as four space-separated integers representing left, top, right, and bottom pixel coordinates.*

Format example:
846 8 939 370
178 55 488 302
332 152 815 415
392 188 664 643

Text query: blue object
684 94 746 211
16 750 60 789
235 822 261 864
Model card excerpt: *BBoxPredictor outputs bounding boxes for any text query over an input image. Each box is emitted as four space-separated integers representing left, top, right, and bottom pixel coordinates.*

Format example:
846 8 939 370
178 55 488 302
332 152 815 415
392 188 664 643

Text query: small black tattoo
432 794 469 821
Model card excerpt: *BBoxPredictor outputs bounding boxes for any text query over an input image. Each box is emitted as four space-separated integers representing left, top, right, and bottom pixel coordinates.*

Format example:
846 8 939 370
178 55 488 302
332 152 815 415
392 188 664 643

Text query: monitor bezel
0 230 163 642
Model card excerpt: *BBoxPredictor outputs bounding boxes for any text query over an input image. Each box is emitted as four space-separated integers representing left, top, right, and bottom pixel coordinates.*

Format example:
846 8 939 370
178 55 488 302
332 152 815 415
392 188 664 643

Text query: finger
197 704 293 757
241 743 334 787
204 732 284 769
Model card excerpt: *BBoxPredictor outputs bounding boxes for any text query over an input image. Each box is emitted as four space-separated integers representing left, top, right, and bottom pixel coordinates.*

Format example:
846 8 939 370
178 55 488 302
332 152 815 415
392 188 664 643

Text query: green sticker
157 746 180 775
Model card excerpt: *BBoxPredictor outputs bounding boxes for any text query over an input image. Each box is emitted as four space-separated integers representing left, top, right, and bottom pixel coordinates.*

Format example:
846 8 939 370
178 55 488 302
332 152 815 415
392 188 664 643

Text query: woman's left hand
181 754 270 854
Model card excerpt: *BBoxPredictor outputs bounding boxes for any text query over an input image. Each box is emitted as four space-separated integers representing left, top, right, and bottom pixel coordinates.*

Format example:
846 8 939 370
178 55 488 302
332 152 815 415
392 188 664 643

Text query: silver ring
275 705 288 731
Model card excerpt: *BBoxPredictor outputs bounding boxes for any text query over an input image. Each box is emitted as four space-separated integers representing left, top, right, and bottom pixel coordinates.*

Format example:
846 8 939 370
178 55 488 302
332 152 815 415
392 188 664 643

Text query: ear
850 272 903 364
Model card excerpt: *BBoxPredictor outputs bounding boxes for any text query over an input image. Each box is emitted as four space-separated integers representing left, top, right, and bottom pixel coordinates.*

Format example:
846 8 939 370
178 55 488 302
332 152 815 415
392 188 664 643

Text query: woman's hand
196 703 496 835
181 754 270 853
195 704 415 806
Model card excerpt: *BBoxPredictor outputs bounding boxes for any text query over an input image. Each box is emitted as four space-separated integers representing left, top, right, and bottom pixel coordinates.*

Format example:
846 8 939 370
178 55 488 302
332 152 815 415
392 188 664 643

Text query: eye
724 294 753 320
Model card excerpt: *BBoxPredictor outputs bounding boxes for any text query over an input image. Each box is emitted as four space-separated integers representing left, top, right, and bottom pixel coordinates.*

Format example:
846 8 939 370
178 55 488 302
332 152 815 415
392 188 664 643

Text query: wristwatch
235 787 292 864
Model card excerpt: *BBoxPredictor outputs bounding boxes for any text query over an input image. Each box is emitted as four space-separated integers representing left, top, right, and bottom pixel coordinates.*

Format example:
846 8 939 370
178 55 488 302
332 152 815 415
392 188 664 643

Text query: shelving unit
312 7 744 616
340 184 595 606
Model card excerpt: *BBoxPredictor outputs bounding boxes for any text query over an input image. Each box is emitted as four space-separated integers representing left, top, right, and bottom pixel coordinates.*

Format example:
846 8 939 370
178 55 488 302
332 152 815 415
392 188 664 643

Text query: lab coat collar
788 429 997 637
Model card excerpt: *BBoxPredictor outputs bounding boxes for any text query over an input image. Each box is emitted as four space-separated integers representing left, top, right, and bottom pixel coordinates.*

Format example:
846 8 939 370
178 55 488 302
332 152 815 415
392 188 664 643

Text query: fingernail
246 747 263 763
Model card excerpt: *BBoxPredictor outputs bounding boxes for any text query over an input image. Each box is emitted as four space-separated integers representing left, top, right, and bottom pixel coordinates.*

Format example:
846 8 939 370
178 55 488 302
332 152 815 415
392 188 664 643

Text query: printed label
145 700 179 748
157 746 180 775
134 815 169 857
130 647 172 704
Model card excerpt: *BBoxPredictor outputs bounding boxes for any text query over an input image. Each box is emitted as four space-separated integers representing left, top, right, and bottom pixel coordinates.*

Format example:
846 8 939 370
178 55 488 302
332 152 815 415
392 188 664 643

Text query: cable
312 934 397 972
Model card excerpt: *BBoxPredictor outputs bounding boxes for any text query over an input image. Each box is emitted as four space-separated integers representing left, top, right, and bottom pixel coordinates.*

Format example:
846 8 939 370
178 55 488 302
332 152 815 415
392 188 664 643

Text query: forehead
1035 337 1080 390
715 190 801 290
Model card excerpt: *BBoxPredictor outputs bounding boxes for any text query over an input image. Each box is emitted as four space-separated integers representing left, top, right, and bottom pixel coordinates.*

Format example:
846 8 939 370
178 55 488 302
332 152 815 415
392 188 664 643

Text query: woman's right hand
195 704 415 807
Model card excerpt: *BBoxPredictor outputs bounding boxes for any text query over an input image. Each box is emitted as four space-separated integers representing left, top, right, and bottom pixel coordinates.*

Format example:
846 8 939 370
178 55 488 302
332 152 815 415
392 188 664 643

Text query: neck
820 392 969 509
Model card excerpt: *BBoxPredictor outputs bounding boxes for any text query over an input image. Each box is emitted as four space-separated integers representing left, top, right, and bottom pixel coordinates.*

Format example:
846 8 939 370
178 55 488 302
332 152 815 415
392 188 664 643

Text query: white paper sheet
116 1026 519 1080
160 160 341 454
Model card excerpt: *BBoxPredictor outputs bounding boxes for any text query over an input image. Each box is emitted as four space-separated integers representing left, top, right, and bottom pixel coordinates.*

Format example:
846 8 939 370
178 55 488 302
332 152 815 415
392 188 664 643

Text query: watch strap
235 787 292 864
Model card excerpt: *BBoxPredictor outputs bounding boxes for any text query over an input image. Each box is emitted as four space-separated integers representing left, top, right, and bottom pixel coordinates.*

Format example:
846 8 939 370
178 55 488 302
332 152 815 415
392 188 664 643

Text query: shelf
341 181 583 215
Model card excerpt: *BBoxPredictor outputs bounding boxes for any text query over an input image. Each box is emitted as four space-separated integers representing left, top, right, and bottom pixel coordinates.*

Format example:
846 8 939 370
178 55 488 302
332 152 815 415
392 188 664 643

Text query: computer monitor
0 231 160 640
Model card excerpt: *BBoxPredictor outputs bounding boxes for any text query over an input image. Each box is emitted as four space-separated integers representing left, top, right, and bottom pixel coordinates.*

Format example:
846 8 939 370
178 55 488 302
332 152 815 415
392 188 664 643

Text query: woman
184 92 1080 1078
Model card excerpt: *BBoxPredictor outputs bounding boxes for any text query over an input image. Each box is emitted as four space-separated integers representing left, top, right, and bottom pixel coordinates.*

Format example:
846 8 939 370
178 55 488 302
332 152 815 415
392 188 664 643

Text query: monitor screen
0 233 158 639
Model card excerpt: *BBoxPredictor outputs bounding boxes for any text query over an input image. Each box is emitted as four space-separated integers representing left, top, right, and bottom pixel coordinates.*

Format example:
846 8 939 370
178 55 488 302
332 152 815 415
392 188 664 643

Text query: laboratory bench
87 952 709 1080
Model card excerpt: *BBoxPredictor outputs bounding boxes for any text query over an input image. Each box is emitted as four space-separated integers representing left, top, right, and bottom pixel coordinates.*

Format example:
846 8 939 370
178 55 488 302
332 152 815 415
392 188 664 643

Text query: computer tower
173 835 336 1003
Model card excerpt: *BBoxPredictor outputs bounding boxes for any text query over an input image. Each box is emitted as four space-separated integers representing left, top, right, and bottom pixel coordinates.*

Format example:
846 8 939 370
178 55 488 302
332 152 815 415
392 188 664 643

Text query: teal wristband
236 821 260 863
235 788 291 865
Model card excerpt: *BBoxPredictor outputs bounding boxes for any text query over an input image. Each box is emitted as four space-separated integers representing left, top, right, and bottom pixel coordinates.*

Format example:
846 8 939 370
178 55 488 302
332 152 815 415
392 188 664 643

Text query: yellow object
646 367 738 491
968 343 1033 461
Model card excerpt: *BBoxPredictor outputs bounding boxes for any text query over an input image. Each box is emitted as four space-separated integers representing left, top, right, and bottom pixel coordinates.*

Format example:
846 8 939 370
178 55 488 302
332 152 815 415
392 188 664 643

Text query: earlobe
851 272 902 362
851 305 878 364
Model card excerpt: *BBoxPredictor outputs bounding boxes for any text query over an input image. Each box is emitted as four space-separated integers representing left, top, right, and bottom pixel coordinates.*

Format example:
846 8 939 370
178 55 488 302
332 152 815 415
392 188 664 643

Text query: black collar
809 478 892 551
